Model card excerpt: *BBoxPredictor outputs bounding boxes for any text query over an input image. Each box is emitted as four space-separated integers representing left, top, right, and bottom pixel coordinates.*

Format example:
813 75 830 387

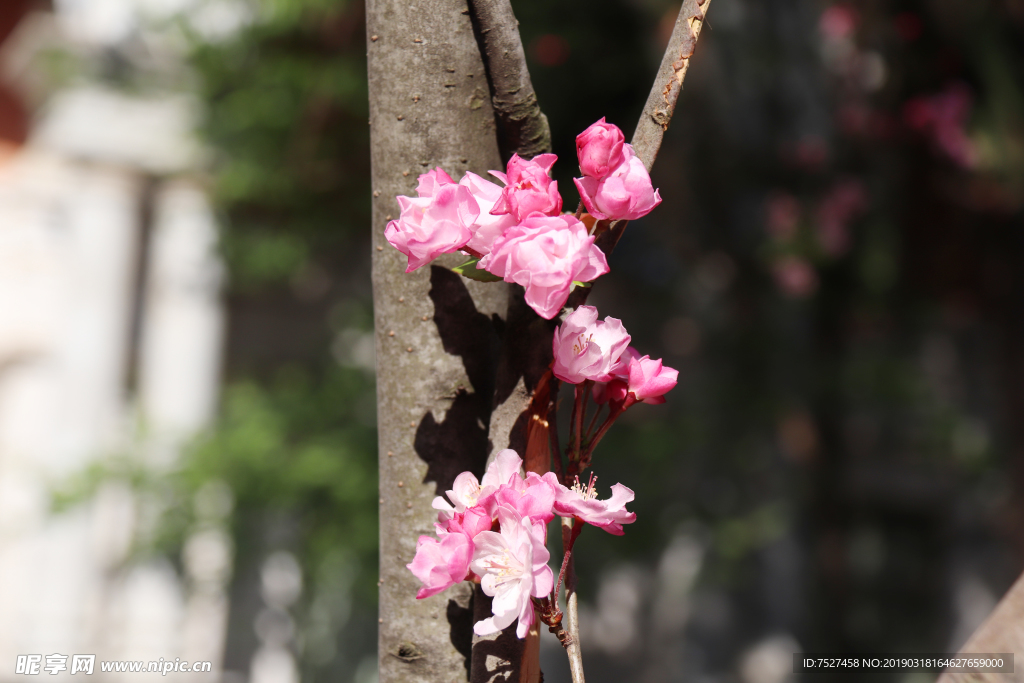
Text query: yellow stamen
571 473 599 501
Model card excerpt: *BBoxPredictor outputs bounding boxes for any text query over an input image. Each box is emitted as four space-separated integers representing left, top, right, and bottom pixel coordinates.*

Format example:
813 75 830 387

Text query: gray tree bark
631 0 710 172
467 0 551 163
366 1 508 680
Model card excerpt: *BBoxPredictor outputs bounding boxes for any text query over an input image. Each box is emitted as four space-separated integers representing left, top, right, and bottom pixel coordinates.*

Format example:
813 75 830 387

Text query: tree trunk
366 1 507 680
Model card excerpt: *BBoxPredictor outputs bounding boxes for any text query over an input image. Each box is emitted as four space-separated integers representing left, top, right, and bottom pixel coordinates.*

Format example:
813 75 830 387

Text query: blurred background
0 0 1021 682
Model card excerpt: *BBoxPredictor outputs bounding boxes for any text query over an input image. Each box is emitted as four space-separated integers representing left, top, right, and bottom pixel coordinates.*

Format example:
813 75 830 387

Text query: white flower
470 506 553 639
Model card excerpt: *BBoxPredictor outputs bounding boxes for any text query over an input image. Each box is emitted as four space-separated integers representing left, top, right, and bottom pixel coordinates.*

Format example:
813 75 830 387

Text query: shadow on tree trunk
414 266 504 494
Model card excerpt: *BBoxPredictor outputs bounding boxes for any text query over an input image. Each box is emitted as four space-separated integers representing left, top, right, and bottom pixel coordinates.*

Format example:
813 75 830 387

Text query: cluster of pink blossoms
399 116 678 642
552 305 678 406
407 450 635 638
408 308 677 639
385 118 661 319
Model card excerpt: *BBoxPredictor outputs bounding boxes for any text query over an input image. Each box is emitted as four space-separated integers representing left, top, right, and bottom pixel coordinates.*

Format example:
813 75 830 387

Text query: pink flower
626 354 678 404
385 169 480 272
480 215 609 319
459 171 518 256
416 167 456 196
576 118 627 179
553 474 636 535
592 347 678 405
551 305 631 384
436 506 493 539
441 471 488 514
432 449 524 516
574 152 661 221
482 449 525 489
490 154 563 221
470 507 553 639
492 471 560 524
407 532 474 599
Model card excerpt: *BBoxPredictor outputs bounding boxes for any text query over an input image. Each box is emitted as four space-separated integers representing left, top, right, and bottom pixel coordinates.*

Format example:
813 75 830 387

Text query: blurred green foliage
165 369 377 592
188 0 370 291
168 0 378 679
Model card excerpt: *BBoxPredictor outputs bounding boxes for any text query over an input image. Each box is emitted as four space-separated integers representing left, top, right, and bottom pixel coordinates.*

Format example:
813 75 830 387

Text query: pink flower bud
490 153 563 221
574 152 661 221
626 354 679 404
385 169 480 272
480 215 609 319
576 118 627 179
551 305 632 384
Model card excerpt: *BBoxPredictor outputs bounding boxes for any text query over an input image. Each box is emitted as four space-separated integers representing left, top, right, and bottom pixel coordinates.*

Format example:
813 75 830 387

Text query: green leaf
452 258 503 283
571 280 593 291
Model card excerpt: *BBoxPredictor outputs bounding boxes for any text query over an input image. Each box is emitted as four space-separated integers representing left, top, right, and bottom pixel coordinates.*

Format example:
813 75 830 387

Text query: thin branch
572 384 585 465
554 521 583 601
580 380 592 439
631 0 711 171
549 379 564 482
581 398 634 467
533 595 570 647
467 0 552 161
566 0 713 271
585 402 603 440
561 518 585 683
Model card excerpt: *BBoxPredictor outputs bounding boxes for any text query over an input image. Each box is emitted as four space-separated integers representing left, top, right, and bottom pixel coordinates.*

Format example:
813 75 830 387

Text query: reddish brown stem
585 401 603 438
549 379 564 483
532 596 572 647
581 403 627 467
554 520 583 602
572 384 585 465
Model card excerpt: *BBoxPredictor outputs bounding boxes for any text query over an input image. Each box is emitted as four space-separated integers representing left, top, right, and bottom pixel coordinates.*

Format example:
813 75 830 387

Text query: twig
585 400 603 437
466 0 552 161
534 596 571 647
581 402 629 467
561 518 585 683
554 521 583 601
580 380 592 438
631 0 712 171
548 378 564 482
572 384 585 465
